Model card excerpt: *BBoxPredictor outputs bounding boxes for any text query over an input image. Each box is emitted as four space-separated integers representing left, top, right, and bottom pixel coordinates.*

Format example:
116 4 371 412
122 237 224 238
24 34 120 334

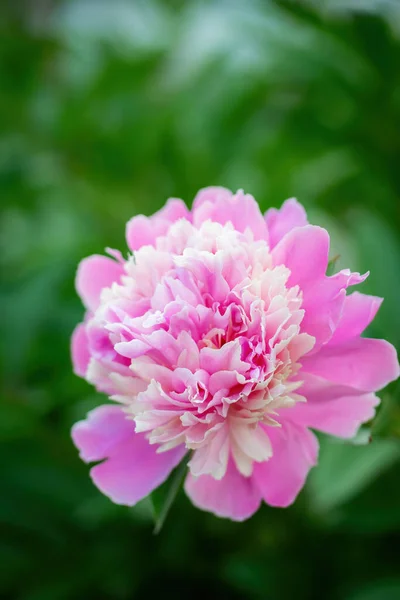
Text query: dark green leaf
151 453 189 535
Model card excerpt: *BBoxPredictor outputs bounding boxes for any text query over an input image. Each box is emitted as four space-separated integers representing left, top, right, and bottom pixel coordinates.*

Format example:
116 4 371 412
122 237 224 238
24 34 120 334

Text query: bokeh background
2 1 400 598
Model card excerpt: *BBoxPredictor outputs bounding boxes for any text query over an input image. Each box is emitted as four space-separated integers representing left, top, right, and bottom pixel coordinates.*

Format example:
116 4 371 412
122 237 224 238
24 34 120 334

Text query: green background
1 1 400 598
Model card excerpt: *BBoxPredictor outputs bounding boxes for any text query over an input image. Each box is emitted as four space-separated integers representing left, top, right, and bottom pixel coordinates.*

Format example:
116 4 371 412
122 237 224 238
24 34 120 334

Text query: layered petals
193 187 269 241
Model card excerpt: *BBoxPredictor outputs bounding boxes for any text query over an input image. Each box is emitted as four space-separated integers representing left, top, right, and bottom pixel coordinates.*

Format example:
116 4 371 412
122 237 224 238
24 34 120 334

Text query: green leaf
326 253 340 276
333 461 400 533
151 453 189 535
309 437 400 513
345 580 400 600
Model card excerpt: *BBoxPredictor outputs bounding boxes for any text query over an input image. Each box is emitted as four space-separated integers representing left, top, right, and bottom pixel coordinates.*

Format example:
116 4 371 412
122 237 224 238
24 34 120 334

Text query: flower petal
252 423 318 507
284 392 379 438
265 198 308 249
72 404 132 462
126 199 190 251
185 459 262 521
301 338 400 392
328 292 383 345
72 405 186 505
296 372 365 402
299 270 368 351
272 226 368 348
76 255 123 311
192 186 233 210
272 225 329 287
193 187 269 241
71 323 90 377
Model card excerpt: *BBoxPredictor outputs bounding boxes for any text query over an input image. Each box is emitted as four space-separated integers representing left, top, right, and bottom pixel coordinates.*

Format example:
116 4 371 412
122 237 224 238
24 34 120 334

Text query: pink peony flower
71 188 399 521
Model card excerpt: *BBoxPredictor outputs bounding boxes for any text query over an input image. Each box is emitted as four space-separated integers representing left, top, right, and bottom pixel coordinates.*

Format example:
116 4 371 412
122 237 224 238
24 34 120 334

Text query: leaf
334 461 400 533
151 453 189 535
308 437 400 513
346 580 400 600
326 253 340 276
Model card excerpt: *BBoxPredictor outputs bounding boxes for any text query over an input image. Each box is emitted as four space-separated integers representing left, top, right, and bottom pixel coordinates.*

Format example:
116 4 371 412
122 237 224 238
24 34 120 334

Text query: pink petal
126 199 190 251
192 186 233 210
125 216 155 251
72 405 133 462
252 423 318 507
301 338 400 392
76 255 123 311
272 225 329 287
199 341 248 375
271 225 331 346
265 198 308 249
299 270 368 351
185 459 262 521
156 197 190 223
328 292 383 345
285 392 379 438
71 323 90 377
296 372 366 402
193 188 269 241
272 226 368 348
72 405 186 505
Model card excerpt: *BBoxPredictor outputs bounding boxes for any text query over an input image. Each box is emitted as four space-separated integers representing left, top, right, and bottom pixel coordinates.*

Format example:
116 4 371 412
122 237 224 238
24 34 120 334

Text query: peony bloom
71 188 399 521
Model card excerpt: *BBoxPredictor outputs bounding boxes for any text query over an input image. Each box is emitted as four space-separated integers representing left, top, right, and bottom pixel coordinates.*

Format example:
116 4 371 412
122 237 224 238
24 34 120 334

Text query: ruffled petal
126 199 190 251
252 423 318 507
192 186 233 211
185 459 262 521
71 323 91 377
265 198 308 249
72 405 186 505
193 187 269 241
76 255 123 311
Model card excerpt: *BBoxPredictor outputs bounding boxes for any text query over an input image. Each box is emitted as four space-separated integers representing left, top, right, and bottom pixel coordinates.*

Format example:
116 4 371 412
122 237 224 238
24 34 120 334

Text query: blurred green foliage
1 1 400 598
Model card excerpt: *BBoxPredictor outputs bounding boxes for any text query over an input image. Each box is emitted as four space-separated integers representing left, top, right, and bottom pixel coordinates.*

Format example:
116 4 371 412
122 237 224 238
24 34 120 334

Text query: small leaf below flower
151 453 189 535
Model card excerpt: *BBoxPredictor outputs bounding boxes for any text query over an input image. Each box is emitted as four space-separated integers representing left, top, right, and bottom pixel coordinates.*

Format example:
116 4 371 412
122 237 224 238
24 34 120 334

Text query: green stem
152 453 190 535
